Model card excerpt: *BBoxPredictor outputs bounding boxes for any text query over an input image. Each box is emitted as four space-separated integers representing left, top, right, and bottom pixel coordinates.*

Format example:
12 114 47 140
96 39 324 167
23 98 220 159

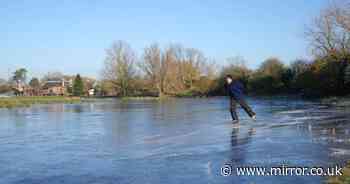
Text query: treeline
221 55 350 97
98 1 350 98
99 41 217 97
99 48 350 98
98 41 350 98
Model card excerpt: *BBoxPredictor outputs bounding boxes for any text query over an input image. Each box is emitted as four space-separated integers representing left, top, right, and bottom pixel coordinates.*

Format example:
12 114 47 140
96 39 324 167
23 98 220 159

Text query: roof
42 80 64 89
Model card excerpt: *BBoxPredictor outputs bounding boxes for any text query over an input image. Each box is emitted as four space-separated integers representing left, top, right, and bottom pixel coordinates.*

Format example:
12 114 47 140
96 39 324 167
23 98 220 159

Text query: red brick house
40 80 66 96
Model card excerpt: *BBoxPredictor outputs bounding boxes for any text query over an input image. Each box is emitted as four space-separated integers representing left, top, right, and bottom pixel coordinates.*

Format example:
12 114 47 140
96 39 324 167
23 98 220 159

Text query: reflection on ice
331 148 350 156
0 97 349 184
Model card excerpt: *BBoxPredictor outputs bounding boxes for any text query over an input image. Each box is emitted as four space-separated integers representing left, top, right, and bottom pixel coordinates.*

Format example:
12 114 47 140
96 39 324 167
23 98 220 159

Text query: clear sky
0 0 328 79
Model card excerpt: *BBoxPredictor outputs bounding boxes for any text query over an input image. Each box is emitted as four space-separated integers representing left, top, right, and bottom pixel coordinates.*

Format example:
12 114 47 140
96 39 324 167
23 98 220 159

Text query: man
225 75 256 123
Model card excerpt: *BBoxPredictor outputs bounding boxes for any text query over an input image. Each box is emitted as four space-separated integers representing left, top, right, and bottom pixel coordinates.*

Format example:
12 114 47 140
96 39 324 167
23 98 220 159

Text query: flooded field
0 97 349 184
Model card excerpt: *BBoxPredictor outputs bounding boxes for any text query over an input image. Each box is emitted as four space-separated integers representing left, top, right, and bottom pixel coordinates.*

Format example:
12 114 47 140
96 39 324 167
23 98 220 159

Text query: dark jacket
226 80 244 99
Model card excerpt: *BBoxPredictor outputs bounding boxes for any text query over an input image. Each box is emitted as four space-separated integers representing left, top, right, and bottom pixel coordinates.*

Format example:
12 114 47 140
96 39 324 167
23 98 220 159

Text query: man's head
225 75 233 84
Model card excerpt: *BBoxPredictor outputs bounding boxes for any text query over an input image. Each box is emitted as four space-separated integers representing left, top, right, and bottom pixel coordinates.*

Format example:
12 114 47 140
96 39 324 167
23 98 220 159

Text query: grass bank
328 162 350 184
0 96 81 108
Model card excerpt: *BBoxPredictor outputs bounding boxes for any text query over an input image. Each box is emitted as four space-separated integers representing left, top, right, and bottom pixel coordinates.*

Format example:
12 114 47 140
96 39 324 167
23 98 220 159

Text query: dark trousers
230 96 255 121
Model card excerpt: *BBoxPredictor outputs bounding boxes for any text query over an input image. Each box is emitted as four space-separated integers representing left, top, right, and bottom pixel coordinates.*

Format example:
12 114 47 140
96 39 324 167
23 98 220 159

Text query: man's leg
237 98 256 118
230 97 239 122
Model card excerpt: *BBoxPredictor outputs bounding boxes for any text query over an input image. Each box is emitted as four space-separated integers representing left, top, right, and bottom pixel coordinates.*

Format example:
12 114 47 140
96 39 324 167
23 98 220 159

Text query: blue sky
0 0 328 79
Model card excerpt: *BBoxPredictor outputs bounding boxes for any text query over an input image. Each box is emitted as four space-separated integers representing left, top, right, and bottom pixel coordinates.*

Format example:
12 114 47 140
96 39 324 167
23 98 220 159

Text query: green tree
345 64 350 93
345 64 350 84
310 52 350 96
295 69 322 97
249 74 275 94
248 57 285 94
13 68 28 83
281 68 294 91
73 74 84 96
29 78 40 88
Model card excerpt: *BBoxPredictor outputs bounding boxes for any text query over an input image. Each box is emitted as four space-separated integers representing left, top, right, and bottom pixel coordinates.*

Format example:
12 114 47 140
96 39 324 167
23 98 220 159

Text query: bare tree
161 46 178 94
224 56 251 78
200 58 218 79
102 41 136 96
259 57 284 78
306 1 350 56
164 44 210 92
183 48 205 89
139 43 169 97
290 59 310 77
139 43 214 96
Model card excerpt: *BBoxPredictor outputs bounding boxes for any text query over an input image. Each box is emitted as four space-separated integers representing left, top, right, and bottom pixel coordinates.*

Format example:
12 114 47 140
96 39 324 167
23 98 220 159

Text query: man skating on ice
225 75 256 123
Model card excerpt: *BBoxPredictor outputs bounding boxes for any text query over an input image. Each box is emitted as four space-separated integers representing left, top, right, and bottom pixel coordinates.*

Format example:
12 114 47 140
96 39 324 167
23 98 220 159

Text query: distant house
11 78 76 97
23 86 40 96
88 88 95 96
13 80 40 96
40 80 66 96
